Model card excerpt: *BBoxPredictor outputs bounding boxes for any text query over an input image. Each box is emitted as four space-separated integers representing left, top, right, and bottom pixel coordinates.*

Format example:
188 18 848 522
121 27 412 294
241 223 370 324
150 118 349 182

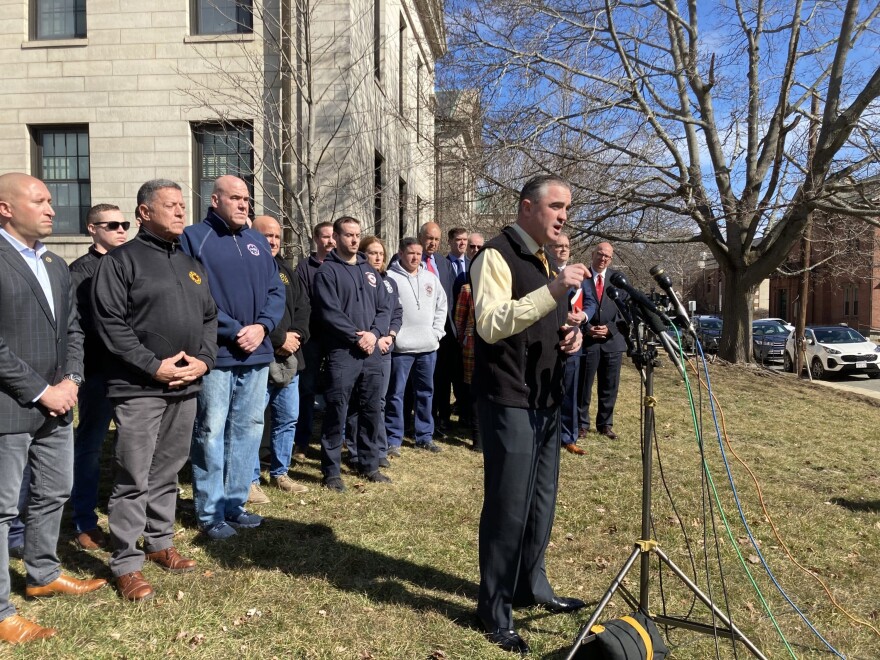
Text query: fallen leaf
176 590 185 601
747 554 760 565
430 650 448 659
318 609 328 616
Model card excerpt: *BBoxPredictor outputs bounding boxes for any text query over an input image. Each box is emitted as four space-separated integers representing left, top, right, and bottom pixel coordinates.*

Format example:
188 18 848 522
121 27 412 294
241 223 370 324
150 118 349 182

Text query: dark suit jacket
424 252 457 339
0 237 83 434
583 267 628 354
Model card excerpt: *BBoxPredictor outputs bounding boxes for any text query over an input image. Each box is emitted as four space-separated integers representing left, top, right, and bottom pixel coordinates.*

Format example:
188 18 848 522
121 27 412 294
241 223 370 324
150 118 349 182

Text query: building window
777 288 788 320
398 177 407 239
193 123 255 221
32 126 90 235
852 286 859 317
373 0 381 80
844 287 850 316
194 0 253 35
416 59 423 141
398 16 407 116
374 151 384 237
33 0 86 40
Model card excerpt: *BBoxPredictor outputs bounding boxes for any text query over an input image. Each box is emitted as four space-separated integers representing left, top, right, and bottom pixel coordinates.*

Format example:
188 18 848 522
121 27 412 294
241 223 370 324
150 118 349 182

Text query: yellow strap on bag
620 616 653 659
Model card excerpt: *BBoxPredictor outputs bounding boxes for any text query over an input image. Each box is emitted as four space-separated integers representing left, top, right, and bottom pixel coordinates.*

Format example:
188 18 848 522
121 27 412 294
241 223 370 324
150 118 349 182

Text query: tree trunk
717 266 755 363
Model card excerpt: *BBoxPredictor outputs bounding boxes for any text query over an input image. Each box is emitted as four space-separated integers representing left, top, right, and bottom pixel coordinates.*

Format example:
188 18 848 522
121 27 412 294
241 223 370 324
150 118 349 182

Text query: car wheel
811 357 826 380
783 352 793 373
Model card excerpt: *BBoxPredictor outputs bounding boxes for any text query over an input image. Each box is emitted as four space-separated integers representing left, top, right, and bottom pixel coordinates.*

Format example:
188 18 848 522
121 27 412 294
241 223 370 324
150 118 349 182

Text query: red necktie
426 257 437 275
595 273 604 301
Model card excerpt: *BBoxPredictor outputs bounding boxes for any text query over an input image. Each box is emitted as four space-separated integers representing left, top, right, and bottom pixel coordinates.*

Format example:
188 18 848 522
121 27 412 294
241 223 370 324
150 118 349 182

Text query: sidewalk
807 376 880 402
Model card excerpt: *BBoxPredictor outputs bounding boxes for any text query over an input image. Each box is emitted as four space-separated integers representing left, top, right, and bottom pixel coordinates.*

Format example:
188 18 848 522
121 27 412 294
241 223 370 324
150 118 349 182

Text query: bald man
418 222 458 433
181 177 285 541
248 216 311 504
0 173 106 644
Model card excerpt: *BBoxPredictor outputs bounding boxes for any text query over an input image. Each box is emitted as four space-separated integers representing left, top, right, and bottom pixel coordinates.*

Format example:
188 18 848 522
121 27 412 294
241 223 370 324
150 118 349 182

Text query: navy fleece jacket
181 210 285 368
313 250 392 351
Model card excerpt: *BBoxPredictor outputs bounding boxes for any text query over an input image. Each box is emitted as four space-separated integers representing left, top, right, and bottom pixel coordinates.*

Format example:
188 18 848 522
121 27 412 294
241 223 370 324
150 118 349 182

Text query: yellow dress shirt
471 224 558 344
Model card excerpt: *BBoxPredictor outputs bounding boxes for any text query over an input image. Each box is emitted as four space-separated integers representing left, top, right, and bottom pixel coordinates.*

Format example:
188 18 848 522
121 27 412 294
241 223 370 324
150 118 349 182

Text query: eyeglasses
92 221 131 231
468 244 483 251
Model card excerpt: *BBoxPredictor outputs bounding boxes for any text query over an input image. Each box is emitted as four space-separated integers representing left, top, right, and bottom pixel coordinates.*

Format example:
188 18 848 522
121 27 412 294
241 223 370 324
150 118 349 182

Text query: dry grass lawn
5 359 880 659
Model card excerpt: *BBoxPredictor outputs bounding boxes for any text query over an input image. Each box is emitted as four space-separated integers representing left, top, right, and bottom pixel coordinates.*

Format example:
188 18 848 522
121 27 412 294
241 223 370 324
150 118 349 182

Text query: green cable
670 329 797 658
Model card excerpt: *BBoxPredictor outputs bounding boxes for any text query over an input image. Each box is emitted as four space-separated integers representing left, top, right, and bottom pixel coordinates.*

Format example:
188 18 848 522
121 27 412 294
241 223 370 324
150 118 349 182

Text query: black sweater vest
473 226 568 410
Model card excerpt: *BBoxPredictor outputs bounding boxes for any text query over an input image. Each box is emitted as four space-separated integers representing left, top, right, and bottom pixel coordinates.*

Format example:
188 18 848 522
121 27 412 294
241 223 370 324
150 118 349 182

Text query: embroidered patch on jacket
189 271 202 284
247 244 260 256
280 272 290 285
365 272 377 287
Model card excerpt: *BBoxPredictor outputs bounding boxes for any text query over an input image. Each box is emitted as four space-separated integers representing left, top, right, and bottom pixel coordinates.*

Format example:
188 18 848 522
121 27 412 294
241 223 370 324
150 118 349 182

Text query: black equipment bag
571 611 668 660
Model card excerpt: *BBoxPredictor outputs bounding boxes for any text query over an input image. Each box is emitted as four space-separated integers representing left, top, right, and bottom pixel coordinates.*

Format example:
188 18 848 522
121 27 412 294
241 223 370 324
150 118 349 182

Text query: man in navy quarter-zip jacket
180 175 285 542
312 216 392 491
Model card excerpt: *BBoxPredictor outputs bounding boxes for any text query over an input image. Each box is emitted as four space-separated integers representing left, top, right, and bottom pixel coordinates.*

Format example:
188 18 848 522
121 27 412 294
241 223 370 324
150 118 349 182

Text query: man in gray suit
0 173 107 645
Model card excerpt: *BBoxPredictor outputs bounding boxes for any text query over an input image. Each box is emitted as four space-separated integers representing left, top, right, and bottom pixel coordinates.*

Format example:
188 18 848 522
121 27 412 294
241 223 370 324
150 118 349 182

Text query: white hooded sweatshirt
386 261 447 353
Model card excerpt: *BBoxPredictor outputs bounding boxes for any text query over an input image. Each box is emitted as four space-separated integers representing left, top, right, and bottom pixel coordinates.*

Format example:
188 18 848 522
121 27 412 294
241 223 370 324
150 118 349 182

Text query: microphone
650 265 694 336
608 272 672 326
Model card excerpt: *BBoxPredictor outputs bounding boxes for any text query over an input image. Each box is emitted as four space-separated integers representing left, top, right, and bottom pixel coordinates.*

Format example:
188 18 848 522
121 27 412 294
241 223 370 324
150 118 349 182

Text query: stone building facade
0 0 443 260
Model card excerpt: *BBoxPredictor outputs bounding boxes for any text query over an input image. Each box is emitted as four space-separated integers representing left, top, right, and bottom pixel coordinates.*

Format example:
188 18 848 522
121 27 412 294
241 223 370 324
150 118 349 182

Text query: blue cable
691 337 845 659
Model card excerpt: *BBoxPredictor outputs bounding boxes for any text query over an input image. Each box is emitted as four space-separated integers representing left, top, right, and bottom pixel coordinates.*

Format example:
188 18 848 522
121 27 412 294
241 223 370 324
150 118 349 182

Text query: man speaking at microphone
470 174 588 654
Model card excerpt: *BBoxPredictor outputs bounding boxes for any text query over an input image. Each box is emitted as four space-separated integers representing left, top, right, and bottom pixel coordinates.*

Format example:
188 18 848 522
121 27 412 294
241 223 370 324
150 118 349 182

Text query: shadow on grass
199 518 480 628
829 497 880 513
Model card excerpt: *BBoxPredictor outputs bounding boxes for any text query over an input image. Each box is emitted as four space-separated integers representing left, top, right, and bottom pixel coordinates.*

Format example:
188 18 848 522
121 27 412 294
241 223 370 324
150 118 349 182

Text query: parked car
752 319 789 363
694 316 722 353
762 317 795 332
783 325 880 379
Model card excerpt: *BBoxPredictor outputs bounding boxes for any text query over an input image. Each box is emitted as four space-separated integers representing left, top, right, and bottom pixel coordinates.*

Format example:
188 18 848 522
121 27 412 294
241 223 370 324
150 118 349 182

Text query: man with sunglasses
67 204 130 551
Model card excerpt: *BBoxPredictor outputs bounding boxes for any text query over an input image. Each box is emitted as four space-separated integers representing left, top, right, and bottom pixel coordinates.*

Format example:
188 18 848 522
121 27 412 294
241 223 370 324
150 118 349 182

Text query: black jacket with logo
91 227 218 397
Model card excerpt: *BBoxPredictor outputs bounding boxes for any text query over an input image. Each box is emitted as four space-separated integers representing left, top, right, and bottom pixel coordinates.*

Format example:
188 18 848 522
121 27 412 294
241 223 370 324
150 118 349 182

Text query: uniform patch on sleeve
189 271 202 284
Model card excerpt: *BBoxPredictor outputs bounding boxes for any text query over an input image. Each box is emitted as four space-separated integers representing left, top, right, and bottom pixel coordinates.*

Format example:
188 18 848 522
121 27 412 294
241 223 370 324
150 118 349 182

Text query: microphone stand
564 307 766 660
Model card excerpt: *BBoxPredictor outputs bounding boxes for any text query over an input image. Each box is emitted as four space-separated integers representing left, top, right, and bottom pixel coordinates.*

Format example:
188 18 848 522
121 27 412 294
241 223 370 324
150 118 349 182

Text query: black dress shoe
485 628 530 654
541 596 586 614
598 426 619 440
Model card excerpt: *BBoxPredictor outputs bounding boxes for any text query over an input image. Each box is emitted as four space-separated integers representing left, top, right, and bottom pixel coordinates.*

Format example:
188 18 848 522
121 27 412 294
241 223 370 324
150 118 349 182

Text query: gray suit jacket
0 238 83 434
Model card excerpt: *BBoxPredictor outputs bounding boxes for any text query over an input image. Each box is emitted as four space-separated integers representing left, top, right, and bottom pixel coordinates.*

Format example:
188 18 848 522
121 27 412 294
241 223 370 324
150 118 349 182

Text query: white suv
783 325 880 379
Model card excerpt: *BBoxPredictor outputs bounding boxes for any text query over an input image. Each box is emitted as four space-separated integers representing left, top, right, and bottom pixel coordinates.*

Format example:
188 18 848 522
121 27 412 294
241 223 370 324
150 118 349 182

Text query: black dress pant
578 348 623 429
476 398 560 631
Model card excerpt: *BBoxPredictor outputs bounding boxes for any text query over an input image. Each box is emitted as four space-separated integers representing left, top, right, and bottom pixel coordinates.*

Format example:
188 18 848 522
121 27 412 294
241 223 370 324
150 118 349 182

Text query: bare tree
444 0 880 362
181 0 438 256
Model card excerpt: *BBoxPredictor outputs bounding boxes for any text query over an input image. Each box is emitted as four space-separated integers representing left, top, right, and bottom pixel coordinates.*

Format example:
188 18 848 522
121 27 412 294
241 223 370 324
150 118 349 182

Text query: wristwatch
63 373 84 386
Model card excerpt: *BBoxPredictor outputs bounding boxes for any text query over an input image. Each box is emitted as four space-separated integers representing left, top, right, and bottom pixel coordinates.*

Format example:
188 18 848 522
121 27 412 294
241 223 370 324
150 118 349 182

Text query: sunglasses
92 221 131 231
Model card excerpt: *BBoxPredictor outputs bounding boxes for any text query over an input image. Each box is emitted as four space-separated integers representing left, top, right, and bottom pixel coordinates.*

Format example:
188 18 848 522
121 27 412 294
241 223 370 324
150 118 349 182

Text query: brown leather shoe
0 614 57 644
116 571 154 601
563 443 587 455
75 527 107 551
25 573 108 598
598 426 619 440
577 427 590 439
145 547 196 573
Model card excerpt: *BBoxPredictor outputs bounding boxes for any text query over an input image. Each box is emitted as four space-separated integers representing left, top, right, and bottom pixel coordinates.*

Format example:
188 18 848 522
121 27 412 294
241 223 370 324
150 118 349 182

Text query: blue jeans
191 364 269 528
71 376 114 532
254 375 300 482
386 351 437 447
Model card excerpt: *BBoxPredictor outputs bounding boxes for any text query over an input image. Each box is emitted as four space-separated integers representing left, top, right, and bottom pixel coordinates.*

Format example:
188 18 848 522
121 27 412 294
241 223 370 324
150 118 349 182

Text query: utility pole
795 93 820 377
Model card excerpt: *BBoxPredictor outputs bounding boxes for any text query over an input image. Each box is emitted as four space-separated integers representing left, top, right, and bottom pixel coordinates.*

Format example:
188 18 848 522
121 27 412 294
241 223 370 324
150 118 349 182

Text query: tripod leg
654 547 769 660
564 545 642 660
